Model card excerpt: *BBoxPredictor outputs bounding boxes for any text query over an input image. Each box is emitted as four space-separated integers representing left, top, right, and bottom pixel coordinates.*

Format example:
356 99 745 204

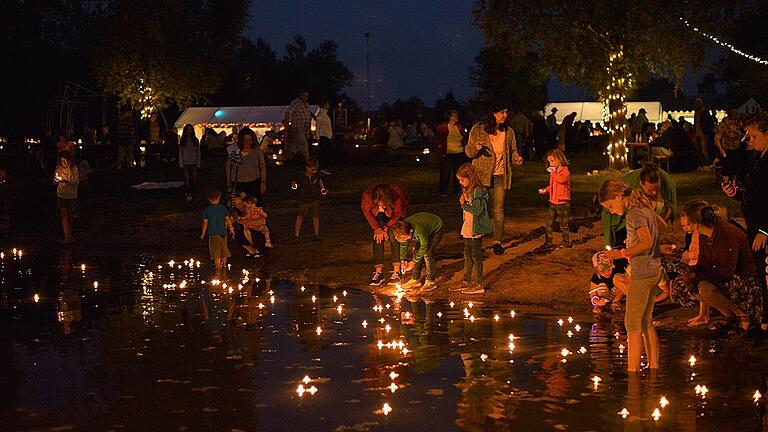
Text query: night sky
248 1 707 107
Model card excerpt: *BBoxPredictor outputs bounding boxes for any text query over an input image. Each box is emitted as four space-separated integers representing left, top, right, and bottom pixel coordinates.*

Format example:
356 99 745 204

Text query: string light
680 18 768 66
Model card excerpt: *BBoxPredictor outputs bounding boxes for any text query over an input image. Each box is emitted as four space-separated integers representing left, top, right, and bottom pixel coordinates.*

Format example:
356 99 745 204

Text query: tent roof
174 105 319 128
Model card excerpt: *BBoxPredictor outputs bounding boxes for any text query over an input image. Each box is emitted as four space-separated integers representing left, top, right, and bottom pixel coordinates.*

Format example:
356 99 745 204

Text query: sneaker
388 272 402 285
401 279 422 290
369 271 385 286
319 169 332 175
420 280 438 293
450 281 469 292
185 193 192 202
264 241 273 248
461 283 485 295
492 243 504 255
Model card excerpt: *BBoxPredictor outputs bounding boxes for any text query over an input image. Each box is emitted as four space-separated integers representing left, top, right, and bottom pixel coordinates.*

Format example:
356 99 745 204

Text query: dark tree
91 0 248 117
473 0 735 168
469 46 548 112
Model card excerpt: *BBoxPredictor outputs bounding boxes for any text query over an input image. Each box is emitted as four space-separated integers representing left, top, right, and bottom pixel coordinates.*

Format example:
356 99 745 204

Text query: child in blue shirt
201 188 235 276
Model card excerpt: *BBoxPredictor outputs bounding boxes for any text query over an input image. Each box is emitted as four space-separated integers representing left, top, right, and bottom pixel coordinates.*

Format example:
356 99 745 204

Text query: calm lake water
1 247 767 431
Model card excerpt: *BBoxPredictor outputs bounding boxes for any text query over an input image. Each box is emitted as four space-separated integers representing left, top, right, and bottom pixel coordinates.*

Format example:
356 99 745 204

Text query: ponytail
626 187 653 210
598 179 652 210
682 199 718 228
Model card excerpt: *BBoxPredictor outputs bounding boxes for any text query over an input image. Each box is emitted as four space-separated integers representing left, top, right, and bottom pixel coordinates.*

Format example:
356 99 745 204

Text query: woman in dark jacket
723 113 768 330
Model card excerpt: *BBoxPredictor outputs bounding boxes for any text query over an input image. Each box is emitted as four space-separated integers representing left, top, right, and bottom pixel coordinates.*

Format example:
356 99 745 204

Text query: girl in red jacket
538 149 571 248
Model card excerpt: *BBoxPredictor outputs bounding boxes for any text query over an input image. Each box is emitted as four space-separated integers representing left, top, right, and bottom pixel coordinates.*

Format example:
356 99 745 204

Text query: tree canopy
469 46 548 111
91 0 248 116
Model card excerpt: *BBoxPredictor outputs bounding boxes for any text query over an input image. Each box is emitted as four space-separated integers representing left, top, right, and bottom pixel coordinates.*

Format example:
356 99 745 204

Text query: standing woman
723 113 768 331
465 102 524 255
435 110 467 196
600 179 662 372
226 127 267 205
178 124 201 202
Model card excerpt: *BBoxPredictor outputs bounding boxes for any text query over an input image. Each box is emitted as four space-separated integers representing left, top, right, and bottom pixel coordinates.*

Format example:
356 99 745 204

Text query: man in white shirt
315 101 334 174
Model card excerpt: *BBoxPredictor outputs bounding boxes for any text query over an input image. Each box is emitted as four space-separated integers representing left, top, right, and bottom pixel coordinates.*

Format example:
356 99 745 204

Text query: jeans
545 203 570 243
489 175 506 243
412 229 443 281
372 213 400 267
463 237 484 283
439 153 466 195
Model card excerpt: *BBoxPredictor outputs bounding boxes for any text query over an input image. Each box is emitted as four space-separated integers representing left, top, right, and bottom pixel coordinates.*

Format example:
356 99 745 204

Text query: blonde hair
598 179 652 209
456 163 482 199
546 149 568 167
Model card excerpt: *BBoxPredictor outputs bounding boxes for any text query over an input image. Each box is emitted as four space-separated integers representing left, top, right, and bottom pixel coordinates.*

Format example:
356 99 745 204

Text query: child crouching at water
538 149 571 248
600 179 662 372
394 212 444 294
202 188 235 276
454 163 492 295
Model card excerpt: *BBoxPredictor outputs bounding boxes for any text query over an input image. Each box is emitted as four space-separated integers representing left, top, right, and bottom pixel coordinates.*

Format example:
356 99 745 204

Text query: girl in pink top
538 149 571 247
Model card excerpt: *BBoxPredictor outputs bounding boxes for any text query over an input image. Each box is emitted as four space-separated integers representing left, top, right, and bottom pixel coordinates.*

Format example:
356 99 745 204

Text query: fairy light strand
680 18 768 66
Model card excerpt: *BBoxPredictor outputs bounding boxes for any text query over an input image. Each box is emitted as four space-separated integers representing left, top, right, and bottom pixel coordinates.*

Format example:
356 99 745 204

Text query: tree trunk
605 49 629 170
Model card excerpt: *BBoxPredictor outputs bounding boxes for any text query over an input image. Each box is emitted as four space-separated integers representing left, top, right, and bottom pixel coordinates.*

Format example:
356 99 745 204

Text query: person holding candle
394 212 444 293
292 159 327 241
599 179 662 372
54 151 79 244
361 182 410 286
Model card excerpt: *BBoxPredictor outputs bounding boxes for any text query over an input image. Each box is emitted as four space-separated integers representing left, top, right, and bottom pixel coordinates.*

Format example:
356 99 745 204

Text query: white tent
544 101 664 124
174 105 318 137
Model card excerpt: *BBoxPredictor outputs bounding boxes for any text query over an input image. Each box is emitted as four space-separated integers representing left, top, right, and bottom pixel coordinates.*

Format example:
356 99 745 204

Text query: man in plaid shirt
285 90 313 161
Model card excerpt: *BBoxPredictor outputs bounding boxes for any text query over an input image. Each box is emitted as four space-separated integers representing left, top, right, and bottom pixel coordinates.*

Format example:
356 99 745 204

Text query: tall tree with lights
473 0 743 169
92 0 247 117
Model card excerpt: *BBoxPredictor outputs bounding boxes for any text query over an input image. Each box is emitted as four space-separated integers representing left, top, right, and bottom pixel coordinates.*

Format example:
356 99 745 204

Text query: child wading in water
54 151 79 244
201 188 235 277
292 159 327 241
538 149 571 248
395 212 444 293
454 163 492 295
600 179 663 372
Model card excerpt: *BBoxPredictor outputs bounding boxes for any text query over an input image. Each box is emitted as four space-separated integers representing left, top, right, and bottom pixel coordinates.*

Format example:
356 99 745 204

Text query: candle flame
660 396 669 408
382 403 392 416
389 371 399 380
618 408 630 419
494 314 500 321
754 390 762 403
689 355 696 366
651 408 661 421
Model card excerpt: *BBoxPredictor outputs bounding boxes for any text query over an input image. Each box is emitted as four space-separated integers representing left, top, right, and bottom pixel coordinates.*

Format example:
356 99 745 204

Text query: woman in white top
226 127 267 205
316 101 334 172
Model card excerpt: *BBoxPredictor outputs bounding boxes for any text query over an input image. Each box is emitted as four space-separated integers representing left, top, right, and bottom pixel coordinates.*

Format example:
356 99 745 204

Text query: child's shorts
297 201 319 218
208 234 231 260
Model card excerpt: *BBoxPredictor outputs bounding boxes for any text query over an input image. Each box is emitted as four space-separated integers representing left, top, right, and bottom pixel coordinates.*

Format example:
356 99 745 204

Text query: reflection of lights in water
311 295 317 303
468 302 473 308
389 371 399 380
302 376 311 385
557 319 564 326
508 334 516 341
436 312 442 318
333 295 338 302
689 355 696 366
754 390 762 403
660 396 669 408
270 296 275 304
567 316 573 324
592 376 602 388
510 310 516 317
574 324 581 332
567 331 573 338
382 403 392 416
389 382 398 393
579 346 587 354
618 344 625 353
296 384 306 397
300 286 305 292
469 315 476 322
80 264 86 271
561 348 570 357
401 347 409 355
316 326 322 335
494 314 500 321
508 342 516 351
337 305 343 314
258 303 265 309
93 281 99 290
695 385 709 398
651 408 661 421
480 353 488 362
618 408 630 419
33 294 39 303
449 301 455 308
362 320 368 328
342 290 347 297
168 260 175 267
